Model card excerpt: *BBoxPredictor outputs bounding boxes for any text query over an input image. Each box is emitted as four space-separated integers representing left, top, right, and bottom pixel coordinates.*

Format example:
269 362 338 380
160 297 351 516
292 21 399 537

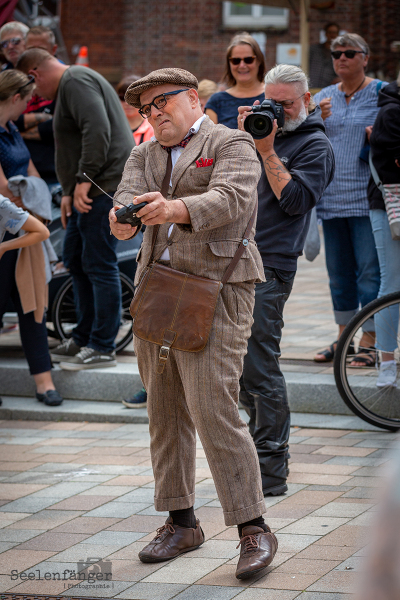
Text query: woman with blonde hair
205 32 265 128
198 79 218 112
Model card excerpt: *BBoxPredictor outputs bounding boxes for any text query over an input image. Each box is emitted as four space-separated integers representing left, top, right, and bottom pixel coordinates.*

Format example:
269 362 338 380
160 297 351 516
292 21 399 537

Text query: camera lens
244 112 273 139
253 117 268 132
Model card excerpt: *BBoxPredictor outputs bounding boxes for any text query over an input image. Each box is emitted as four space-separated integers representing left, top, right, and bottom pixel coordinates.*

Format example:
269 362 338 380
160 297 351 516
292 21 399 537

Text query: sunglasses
139 88 189 118
331 50 365 59
0 37 23 50
229 56 256 66
16 75 35 94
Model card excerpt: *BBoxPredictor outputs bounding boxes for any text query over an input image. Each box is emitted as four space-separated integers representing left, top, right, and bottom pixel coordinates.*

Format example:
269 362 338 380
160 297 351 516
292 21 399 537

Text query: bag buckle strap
157 329 177 374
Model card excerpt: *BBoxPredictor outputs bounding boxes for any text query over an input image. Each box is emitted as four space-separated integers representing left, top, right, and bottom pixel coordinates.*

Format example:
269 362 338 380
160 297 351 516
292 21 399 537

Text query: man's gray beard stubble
282 103 308 133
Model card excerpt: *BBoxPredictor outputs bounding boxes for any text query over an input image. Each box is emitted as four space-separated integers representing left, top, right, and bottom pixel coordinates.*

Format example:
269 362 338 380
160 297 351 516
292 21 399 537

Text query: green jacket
53 66 134 197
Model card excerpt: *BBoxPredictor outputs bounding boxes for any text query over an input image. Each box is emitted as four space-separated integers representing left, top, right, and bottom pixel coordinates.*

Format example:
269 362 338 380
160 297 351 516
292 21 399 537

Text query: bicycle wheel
334 291 400 431
52 272 134 353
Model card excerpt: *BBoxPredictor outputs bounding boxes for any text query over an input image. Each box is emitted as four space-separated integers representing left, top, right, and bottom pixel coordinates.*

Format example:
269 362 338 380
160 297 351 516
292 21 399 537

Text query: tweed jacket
114 116 264 286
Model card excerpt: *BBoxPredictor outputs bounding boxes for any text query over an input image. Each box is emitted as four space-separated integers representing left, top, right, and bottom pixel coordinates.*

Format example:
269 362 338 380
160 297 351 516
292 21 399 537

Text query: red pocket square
196 158 214 168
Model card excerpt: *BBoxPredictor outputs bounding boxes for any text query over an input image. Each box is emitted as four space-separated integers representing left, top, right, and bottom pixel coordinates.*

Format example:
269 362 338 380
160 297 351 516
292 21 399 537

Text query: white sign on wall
276 43 302 66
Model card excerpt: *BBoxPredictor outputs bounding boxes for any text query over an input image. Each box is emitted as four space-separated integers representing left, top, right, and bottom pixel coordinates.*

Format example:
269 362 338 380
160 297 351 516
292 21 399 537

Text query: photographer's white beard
282 104 308 133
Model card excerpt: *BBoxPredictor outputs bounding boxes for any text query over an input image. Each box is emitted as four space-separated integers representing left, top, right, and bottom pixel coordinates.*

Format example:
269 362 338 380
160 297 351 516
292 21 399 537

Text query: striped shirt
314 80 387 219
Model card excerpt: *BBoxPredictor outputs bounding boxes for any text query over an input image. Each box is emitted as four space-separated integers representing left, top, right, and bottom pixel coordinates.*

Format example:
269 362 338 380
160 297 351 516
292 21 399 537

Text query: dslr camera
244 99 285 139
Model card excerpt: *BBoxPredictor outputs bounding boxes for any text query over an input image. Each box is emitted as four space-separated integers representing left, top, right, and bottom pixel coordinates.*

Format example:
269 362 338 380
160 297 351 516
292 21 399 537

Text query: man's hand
319 97 332 120
132 193 190 226
365 125 373 142
237 102 278 154
109 206 137 240
73 182 93 214
61 195 73 229
238 102 290 200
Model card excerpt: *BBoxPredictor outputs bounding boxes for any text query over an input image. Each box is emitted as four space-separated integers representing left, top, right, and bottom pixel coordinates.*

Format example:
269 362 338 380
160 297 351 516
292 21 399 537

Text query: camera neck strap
148 151 257 283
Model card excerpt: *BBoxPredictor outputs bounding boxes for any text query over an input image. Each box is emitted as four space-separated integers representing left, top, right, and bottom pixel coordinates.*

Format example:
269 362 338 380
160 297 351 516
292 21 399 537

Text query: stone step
0 357 351 416
0 397 380 430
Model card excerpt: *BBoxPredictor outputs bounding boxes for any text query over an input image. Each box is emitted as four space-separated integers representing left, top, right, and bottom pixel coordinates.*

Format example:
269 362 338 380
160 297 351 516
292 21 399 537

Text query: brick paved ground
0 419 397 599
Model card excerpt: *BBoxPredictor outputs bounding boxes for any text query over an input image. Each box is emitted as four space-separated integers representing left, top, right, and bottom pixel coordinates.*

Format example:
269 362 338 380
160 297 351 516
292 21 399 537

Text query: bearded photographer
238 64 335 496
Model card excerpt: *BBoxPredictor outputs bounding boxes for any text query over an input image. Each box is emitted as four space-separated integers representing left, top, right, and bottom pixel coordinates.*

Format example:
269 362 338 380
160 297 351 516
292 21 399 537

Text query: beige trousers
134 282 266 526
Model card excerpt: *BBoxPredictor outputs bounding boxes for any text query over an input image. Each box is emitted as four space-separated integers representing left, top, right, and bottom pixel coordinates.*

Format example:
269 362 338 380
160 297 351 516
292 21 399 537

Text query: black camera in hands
244 99 285 139
115 202 147 228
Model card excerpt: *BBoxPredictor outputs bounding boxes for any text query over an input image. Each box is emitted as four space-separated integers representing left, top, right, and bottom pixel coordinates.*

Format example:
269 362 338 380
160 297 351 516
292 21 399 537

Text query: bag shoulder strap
148 151 258 283
221 202 257 284
369 150 386 199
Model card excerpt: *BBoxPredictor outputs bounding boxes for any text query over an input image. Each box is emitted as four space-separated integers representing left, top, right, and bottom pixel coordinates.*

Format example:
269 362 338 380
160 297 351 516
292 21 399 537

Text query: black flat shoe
36 390 63 406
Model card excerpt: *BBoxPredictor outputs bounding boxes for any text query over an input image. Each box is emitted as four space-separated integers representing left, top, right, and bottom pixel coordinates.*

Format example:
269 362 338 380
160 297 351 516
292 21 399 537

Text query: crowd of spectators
0 21 398 415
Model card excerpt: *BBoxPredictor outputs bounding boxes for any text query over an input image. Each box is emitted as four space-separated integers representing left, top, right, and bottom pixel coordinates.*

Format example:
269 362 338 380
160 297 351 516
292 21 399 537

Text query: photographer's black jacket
255 106 335 271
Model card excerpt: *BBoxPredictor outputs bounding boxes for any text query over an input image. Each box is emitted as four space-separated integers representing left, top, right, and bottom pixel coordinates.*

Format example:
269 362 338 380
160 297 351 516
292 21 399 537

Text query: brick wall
359 0 400 79
59 0 125 82
58 0 399 84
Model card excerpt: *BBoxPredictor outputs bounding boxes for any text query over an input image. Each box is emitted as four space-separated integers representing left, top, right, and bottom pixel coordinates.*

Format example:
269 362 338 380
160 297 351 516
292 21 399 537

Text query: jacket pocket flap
206 240 249 258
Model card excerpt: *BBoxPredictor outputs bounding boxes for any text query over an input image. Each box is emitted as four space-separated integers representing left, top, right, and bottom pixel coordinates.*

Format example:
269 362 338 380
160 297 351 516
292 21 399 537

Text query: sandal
314 340 337 363
314 340 354 363
348 346 376 368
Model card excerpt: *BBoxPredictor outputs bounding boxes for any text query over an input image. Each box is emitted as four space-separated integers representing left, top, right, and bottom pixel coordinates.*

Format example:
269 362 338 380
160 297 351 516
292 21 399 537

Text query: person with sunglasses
0 21 29 72
313 33 387 367
205 32 265 129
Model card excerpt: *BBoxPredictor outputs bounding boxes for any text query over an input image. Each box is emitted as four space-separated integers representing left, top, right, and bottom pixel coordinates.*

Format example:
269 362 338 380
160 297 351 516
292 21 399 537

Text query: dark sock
169 507 196 529
238 516 269 537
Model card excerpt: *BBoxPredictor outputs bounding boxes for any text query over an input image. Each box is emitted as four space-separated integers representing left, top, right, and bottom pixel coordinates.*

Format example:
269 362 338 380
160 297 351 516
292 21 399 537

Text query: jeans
0 235 52 375
63 194 121 353
240 266 295 494
370 210 400 352
322 217 380 330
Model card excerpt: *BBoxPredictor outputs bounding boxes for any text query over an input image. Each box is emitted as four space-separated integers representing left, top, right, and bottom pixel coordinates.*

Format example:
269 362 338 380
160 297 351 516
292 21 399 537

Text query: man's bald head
16 48 68 100
16 47 55 73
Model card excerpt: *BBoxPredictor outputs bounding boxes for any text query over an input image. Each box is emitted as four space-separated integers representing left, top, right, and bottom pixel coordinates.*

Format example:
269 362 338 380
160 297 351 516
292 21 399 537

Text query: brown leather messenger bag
129 153 257 374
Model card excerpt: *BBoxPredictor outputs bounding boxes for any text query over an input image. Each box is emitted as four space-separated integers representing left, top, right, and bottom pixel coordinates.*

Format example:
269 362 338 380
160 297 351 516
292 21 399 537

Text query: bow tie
161 133 194 152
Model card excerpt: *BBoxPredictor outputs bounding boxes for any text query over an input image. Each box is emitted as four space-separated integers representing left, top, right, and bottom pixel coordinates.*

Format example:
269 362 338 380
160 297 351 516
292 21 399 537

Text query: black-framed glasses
139 89 190 118
0 37 23 50
16 75 35 94
229 56 256 66
268 93 305 109
331 50 365 59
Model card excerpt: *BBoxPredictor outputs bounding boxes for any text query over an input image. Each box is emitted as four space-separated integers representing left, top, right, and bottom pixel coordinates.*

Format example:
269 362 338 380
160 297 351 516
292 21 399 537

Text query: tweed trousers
134 281 266 526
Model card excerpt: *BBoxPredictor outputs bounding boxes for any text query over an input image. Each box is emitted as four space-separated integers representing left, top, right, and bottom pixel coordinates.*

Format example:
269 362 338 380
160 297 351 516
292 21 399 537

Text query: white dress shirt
159 115 206 261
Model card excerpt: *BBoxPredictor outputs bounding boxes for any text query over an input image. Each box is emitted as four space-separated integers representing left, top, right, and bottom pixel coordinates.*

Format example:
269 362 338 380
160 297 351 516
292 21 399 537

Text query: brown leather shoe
235 525 278 580
138 517 205 563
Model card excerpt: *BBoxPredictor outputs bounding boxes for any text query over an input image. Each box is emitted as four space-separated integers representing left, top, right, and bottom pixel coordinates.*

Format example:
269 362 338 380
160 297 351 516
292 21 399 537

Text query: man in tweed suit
109 68 277 580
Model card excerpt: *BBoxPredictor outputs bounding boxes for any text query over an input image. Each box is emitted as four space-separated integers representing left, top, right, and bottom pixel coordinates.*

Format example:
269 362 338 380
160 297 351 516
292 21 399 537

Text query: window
223 2 289 30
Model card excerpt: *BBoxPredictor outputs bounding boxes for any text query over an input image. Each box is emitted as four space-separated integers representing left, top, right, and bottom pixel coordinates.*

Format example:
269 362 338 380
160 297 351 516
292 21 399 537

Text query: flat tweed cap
125 68 198 108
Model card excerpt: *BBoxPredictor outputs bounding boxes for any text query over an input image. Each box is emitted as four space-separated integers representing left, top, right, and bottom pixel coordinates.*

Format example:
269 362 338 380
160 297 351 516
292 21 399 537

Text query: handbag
130 152 257 373
369 151 400 240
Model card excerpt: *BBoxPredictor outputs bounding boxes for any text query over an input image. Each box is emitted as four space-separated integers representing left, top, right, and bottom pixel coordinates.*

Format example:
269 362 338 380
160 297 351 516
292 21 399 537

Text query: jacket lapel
170 118 213 193
147 141 169 192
